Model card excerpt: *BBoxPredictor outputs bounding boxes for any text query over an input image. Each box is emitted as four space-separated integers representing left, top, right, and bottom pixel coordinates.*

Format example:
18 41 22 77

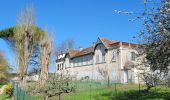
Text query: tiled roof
68 49 79 58
73 46 94 58
66 38 138 58
101 38 119 48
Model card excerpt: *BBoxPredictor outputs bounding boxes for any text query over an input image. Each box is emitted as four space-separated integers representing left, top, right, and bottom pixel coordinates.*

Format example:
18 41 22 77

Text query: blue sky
0 0 145 72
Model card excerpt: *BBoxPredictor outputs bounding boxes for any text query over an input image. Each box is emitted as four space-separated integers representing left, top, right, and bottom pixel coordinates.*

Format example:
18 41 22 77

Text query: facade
56 38 139 83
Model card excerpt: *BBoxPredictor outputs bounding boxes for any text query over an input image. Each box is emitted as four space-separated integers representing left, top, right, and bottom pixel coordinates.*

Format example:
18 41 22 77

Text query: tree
0 52 9 83
136 0 170 89
97 66 110 87
35 74 75 100
56 38 75 54
14 6 45 88
38 32 52 87
136 52 165 91
114 0 170 90
138 0 170 75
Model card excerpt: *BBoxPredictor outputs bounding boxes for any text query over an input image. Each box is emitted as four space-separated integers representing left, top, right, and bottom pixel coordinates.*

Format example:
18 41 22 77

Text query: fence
12 81 37 100
11 80 170 100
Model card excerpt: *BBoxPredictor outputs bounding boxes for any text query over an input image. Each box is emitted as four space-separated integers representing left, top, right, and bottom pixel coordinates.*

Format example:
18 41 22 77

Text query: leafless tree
55 38 75 55
38 32 53 87
98 66 110 87
98 66 108 80
14 6 44 88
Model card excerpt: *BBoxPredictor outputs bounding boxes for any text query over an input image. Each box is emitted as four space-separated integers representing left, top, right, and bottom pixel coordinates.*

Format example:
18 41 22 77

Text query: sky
0 0 145 72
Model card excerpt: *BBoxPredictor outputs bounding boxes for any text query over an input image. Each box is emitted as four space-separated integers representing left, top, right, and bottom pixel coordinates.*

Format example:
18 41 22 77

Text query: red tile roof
68 49 79 58
67 38 138 58
73 46 94 58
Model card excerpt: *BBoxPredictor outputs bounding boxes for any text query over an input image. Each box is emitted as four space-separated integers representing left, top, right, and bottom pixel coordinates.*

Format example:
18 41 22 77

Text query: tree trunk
45 96 48 100
146 86 152 92
58 94 62 100
19 31 29 89
38 38 52 87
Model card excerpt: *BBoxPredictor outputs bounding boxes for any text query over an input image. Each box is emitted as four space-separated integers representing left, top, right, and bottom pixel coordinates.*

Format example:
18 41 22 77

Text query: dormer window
131 52 136 61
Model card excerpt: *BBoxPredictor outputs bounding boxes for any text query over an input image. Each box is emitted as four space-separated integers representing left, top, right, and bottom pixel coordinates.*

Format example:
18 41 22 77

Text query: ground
1 81 170 100
28 81 170 100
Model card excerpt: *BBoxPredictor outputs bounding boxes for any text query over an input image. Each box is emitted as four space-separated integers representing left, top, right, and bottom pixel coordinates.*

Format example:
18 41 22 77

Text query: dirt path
0 85 7 95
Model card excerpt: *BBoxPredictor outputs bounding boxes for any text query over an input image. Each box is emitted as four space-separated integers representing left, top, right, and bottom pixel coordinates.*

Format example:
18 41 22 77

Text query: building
56 37 139 83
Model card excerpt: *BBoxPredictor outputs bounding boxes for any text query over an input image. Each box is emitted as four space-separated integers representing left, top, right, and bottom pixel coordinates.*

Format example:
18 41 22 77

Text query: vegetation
38 32 53 87
13 6 46 88
56 38 76 53
113 0 170 91
26 82 170 100
0 52 9 84
140 0 170 73
135 0 170 90
62 84 170 100
35 74 75 100
0 93 11 100
4 83 13 97
0 1 169 100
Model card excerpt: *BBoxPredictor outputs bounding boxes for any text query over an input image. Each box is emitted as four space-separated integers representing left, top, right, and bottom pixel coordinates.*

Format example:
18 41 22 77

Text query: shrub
5 83 13 97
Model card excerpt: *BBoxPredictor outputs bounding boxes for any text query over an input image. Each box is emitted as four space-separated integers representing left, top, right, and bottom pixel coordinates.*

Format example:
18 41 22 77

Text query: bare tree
14 6 44 88
38 32 53 87
98 66 108 80
98 66 110 87
56 38 75 54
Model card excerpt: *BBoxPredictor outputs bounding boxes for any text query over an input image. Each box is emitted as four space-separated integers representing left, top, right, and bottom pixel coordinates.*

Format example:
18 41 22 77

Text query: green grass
26 81 170 100
63 83 146 100
0 93 11 100
62 84 170 100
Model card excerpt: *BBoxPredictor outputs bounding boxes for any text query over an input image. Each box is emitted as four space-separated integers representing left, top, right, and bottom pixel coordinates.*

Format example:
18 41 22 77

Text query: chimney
79 46 83 51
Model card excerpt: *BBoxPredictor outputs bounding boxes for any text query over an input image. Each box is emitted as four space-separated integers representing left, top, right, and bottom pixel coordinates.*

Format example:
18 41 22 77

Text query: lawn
32 82 169 100
0 93 11 100
62 84 170 100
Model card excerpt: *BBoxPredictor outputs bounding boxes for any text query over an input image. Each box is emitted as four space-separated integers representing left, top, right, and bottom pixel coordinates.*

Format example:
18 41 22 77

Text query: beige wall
56 43 140 83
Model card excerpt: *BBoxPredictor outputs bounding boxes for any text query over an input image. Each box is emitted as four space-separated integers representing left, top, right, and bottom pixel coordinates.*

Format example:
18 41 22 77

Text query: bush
5 83 13 97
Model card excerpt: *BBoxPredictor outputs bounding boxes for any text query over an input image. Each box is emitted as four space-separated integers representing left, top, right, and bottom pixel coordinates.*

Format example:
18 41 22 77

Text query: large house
56 38 139 83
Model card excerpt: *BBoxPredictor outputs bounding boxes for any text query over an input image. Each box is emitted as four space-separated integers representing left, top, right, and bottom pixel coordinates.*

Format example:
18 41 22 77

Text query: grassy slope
28 82 170 100
53 84 170 100
63 83 145 100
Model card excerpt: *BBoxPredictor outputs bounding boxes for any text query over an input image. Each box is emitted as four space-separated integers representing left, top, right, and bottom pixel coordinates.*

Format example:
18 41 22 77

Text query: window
81 58 83 65
96 55 99 63
77 59 79 66
57 64 59 70
85 57 88 65
91 57 93 64
131 52 136 61
73 60 75 67
62 63 64 69
88 57 91 64
102 53 105 63
112 51 116 61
